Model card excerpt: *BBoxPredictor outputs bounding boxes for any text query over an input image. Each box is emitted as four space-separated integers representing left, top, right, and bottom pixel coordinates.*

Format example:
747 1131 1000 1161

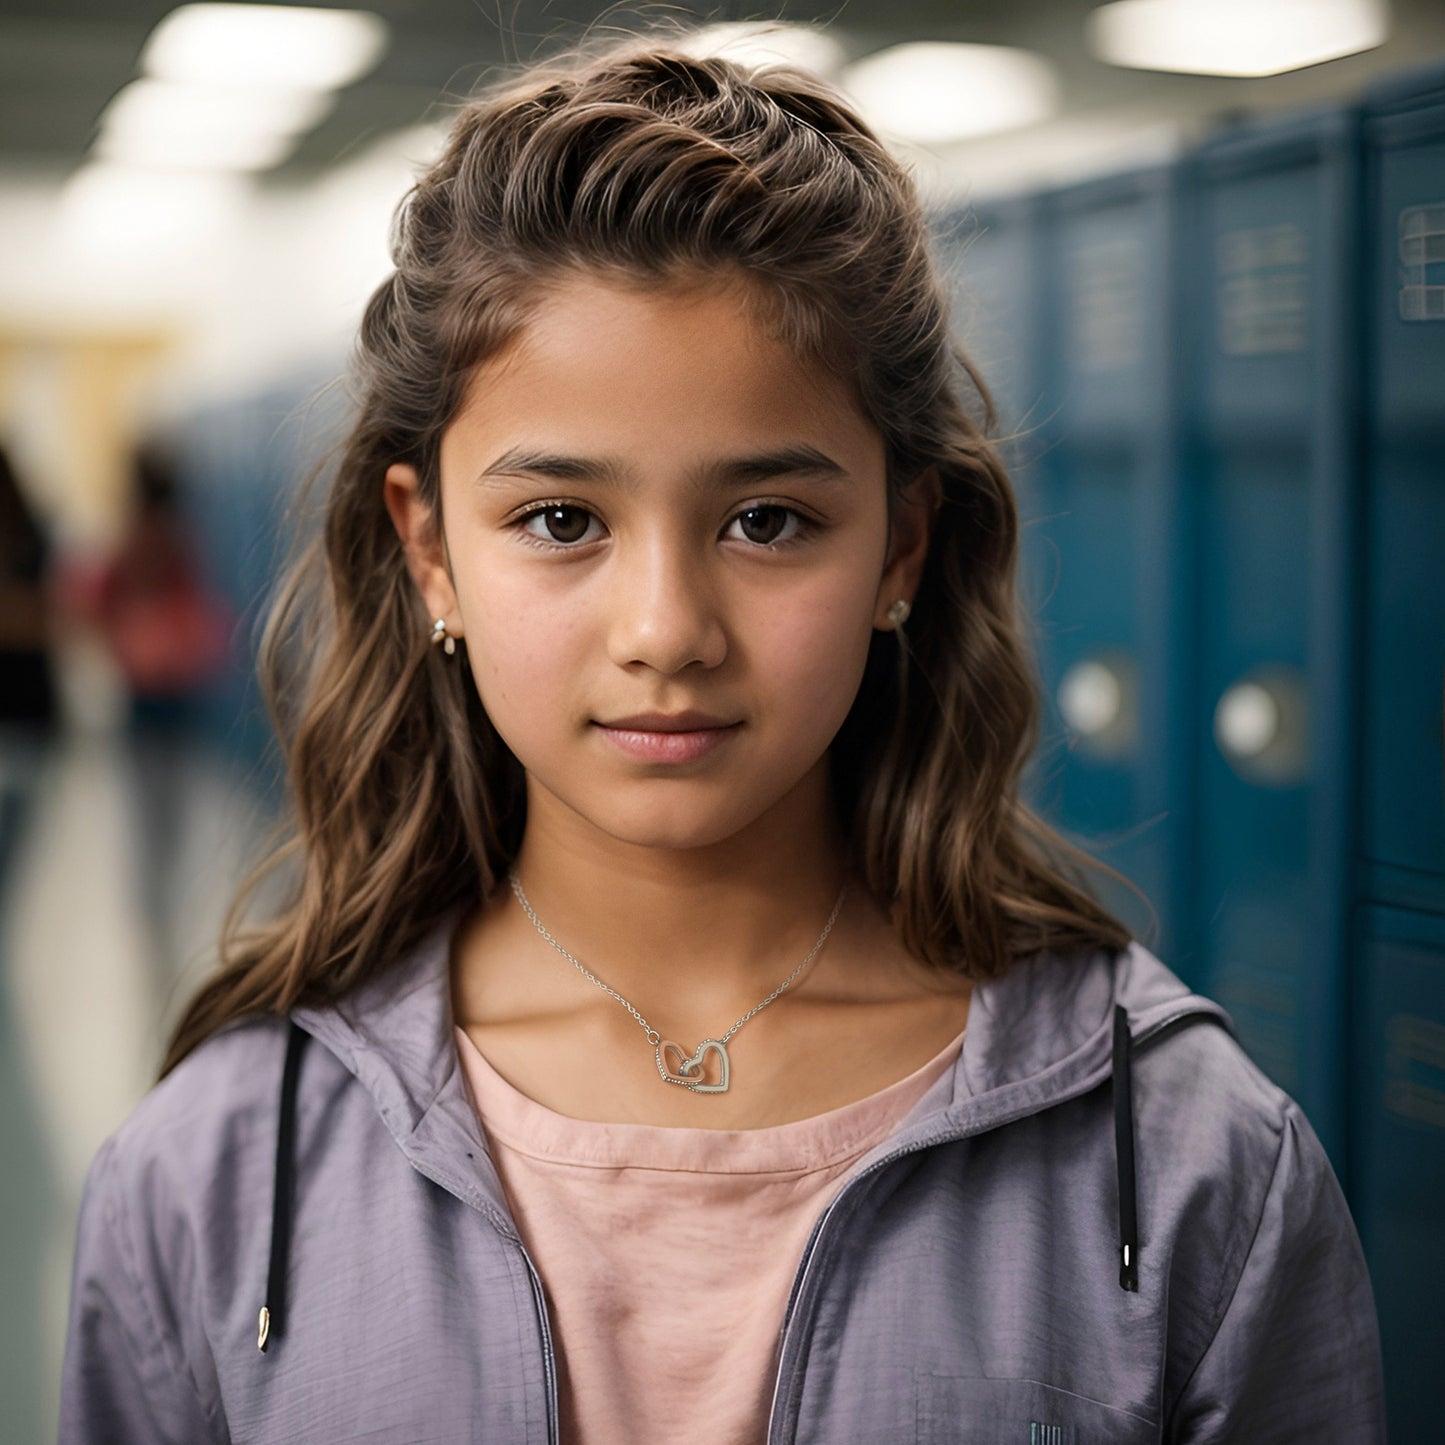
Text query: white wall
0 123 445 421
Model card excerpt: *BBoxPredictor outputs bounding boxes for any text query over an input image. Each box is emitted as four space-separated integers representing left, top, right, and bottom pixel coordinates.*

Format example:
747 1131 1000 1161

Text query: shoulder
975 936 1266 1122
89 1013 355 1230
1116 940 1301 1163
105 1016 290 1174
1003 937 1328 1226
1105 951 1384 1433
968 936 1324 1232
1105 946 1367 1358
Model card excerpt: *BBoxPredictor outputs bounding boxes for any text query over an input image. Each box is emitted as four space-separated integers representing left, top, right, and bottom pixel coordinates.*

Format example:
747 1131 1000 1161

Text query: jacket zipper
764 1130 964 1444
401 999 1226 1445
520 1247 561 1445
763 1000 1230 1444
401 1158 561 1444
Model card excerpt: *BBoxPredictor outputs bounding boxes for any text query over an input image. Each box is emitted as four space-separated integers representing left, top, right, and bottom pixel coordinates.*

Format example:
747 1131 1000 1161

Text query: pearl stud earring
886 598 911 629
431 618 457 656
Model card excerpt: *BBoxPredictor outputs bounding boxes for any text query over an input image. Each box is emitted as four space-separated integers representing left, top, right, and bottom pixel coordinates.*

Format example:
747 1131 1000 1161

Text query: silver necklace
507 872 848 1095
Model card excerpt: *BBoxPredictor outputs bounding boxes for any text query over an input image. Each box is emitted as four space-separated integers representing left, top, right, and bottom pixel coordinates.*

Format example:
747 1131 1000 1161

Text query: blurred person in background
0 443 61 903
0 441 64 1445
86 442 233 989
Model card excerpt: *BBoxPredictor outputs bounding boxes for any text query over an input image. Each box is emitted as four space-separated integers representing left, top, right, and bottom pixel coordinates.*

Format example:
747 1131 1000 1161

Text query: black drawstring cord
254 1006 1143 1346
1112 1004 1139 1292
259 1020 311 1353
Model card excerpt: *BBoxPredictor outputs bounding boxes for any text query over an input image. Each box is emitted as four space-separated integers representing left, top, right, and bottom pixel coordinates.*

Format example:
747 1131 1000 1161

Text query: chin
559 791 771 853
597 814 757 853
529 767 823 855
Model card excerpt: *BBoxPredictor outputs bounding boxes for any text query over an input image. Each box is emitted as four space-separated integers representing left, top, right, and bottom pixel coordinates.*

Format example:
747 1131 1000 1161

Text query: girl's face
386 272 932 855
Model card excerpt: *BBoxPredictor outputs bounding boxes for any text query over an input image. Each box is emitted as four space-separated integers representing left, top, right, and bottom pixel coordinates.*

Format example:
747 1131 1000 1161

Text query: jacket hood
291 907 1228 1151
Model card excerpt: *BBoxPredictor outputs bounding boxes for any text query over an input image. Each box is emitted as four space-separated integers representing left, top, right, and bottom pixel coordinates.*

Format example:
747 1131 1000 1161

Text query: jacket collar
290 906 518 1231
291 908 1232 1216
869 936 1233 1166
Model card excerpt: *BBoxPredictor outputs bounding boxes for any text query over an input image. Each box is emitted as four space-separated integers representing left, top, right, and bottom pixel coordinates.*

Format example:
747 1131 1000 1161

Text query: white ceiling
2 0 1443 186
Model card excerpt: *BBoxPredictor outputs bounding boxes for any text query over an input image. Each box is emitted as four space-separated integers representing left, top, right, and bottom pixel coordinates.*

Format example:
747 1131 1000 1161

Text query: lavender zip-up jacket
59 916 1386 1442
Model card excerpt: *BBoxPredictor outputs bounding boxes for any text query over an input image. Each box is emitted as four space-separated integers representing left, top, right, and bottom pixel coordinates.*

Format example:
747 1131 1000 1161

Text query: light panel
141 3 388 91
843 43 1059 145
60 163 244 258
1088 0 1388 78
96 125 294 173
98 79 331 171
678 22 846 78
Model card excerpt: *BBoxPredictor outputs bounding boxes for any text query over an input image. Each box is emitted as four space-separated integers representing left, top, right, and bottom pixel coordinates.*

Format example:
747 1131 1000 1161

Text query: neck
497 764 856 1023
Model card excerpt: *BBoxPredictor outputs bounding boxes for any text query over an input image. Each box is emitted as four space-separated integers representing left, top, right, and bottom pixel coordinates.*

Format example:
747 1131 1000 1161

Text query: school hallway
0 717 269 1444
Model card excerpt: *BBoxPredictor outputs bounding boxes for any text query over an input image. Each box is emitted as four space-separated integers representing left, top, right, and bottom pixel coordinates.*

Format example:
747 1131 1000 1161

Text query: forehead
447 271 882 470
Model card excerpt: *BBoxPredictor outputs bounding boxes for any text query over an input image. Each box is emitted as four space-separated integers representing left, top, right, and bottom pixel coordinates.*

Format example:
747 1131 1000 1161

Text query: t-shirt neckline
453 1022 966 1175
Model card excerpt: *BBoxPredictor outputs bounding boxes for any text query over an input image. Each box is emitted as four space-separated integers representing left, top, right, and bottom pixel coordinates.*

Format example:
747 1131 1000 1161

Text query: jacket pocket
914 1372 1159 1444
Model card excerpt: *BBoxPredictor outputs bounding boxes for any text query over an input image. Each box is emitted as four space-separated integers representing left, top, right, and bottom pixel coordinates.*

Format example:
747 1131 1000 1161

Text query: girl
59 37 1384 1444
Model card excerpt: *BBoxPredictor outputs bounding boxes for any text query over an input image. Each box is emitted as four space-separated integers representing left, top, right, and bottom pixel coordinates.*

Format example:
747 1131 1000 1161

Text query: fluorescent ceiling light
105 78 332 139
843 43 1059 145
1088 0 1388 78
60 162 243 258
97 79 331 171
142 4 388 91
678 23 846 78
96 121 295 172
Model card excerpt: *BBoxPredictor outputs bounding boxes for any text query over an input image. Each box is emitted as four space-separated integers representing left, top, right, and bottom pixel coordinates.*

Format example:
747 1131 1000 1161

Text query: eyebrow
474 443 851 490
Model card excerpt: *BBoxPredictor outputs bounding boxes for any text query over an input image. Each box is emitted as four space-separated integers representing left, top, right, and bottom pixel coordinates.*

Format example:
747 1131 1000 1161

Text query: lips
592 712 742 763
596 711 739 732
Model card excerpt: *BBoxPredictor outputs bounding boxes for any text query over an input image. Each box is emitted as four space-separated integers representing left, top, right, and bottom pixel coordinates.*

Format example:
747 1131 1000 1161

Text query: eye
517 504 601 547
727 505 808 547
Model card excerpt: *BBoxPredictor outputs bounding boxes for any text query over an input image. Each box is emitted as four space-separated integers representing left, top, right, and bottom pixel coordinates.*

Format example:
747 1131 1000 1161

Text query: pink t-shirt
454 1023 965 1445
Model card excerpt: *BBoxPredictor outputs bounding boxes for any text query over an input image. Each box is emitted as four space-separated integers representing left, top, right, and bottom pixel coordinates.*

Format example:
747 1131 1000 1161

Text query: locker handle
1213 667 1308 786
1057 653 1138 759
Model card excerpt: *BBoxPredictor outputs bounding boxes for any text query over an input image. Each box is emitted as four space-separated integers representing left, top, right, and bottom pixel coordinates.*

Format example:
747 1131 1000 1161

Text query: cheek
460 577 584 727
760 577 877 716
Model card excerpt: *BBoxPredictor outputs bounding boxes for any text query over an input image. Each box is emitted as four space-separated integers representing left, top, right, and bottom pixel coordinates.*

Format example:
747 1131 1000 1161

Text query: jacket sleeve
1168 1102 1386 1443
58 1133 228 1445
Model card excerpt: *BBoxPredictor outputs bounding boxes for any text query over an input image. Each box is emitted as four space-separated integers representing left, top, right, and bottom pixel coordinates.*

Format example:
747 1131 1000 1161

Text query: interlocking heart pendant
656 1038 731 1093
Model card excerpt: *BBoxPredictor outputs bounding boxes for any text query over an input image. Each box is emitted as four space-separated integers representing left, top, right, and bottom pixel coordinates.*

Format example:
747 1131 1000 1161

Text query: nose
605 532 728 675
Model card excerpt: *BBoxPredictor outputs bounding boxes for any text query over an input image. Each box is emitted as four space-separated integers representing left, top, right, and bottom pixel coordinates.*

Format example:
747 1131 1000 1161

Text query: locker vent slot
1216 223 1309 355
1068 233 1145 374
1385 1013 1445 1129
1399 204 1445 322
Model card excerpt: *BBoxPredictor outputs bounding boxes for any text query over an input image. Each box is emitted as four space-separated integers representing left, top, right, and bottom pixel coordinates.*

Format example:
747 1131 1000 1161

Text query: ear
383 463 462 637
873 466 941 631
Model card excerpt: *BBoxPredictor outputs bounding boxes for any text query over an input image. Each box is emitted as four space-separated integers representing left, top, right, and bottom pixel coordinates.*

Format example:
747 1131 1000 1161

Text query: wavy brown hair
160 35 1137 1081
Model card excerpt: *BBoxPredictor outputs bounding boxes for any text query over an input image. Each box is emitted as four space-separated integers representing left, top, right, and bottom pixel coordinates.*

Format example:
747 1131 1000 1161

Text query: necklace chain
506 872 848 1050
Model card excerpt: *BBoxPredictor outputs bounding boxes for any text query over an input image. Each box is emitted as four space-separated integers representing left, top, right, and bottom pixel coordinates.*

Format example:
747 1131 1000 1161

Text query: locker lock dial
1057 653 1139 759
1213 666 1309 786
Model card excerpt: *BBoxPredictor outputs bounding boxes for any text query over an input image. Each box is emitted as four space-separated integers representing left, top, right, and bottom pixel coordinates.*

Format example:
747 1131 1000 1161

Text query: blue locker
933 197 1062 813
1027 167 1194 961
178 394 288 804
177 366 348 806
1185 108 1361 1166
1354 63 1445 1442
1361 64 1445 915
935 195 1045 446
1351 905 1445 1437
